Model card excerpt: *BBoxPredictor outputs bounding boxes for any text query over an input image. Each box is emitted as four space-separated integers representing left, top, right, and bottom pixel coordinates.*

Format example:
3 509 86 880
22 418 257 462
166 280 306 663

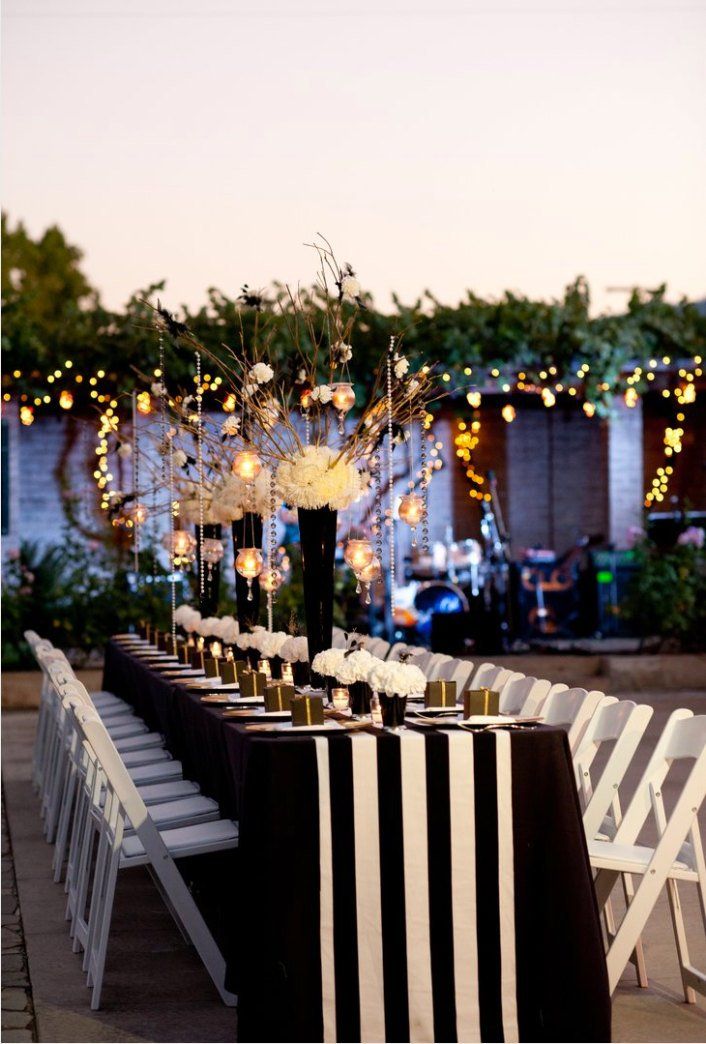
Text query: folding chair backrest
541 688 613 752
438 657 465 681
500 676 551 716
612 708 695 845
449 660 475 694
366 638 390 660
410 650 433 673
331 631 347 649
387 643 407 662
425 654 454 680
577 700 654 839
468 662 496 688
24 629 42 651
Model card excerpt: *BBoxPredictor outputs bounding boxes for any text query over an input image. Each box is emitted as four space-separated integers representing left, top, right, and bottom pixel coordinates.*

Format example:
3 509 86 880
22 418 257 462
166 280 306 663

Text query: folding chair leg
87 844 121 1010
622 872 649 988
52 763 77 883
666 879 697 1003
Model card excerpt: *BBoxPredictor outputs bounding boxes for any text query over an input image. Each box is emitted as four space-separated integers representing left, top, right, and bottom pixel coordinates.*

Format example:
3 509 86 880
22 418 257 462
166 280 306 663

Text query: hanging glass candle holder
343 537 375 572
235 547 263 601
125 502 149 526
232 449 262 483
201 537 225 580
260 565 284 593
356 555 381 604
331 382 355 433
162 529 197 566
398 492 425 548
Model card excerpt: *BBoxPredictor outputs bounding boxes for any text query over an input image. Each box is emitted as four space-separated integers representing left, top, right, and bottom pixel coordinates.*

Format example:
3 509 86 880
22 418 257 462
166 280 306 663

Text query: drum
413 580 470 643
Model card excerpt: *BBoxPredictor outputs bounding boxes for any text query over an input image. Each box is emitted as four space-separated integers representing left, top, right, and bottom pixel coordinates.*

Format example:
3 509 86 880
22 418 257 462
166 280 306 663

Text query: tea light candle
258 658 272 680
370 694 383 726
331 687 350 712
225 646 234 662
281 662 294 684
197 636 205 652
210 640 222 659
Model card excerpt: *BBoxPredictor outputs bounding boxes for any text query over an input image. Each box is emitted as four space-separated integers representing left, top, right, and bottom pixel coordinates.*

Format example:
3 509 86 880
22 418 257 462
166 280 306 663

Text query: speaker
589 550 639 637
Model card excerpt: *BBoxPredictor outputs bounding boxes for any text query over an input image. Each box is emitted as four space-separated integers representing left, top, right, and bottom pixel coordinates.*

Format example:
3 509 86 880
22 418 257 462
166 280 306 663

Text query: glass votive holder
210 640 223 659
196 636 205 652
281 662 294 684
258 658 272 680
370 693 383 727
331 687 350 712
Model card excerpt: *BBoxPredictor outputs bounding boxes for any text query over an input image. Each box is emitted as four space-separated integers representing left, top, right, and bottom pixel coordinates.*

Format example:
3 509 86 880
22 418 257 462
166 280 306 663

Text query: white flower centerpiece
151 238 438 667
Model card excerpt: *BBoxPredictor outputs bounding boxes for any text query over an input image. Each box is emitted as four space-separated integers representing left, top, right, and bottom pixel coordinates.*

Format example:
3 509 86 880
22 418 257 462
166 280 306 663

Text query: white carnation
280 635 308 662
117 443 132 459
235 632 254 651
172 449 187 469
340 274 361 302
250 362 274 385
221 416 240 436
394 357 410 380
310 385 333 405
195 616 222 638
258 631 289 659
367 660 426 696
336 648 377 685
311 648 346 678
334 341 353 364
220 615 240 645
276 445 363 511
175 604 201 633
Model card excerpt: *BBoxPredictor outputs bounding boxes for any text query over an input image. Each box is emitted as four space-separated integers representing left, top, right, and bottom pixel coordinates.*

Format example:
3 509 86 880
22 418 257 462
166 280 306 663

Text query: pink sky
3 0 705 314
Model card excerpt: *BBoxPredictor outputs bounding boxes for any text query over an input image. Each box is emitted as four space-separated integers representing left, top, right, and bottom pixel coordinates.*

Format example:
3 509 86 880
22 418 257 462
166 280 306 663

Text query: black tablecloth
104 640 611 1042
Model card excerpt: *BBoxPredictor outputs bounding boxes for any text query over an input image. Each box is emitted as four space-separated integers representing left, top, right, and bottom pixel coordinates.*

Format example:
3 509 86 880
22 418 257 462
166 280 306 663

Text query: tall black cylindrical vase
195 523 222 618
231 513 263 631
298 507 337 673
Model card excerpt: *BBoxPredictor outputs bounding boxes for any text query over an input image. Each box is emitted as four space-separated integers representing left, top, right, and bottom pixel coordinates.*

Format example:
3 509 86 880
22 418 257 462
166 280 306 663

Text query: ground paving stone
2 1010 32 1029
1 789 36 1042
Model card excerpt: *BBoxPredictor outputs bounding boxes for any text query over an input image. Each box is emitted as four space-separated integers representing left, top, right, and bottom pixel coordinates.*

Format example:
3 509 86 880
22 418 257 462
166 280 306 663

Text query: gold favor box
291 693 324 727
425 679 457 708
178 642 191 665
264 682 295 712
203 656 221 679
240 670 267 698
190 648 206 672
463 688 500 717
220 660 244 685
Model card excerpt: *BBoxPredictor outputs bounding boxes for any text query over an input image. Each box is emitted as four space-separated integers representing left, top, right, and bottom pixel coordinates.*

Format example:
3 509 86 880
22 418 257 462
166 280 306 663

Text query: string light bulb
235 547 263 601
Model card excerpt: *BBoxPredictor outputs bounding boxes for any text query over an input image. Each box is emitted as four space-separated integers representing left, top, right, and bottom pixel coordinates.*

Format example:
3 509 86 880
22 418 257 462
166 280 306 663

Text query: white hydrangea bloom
250 362 274 385
276 445 363 511
221 416 240 436
311 648 346 678
394 357 410 379
340 274 362 302
172 449 187 469
280 635 308 662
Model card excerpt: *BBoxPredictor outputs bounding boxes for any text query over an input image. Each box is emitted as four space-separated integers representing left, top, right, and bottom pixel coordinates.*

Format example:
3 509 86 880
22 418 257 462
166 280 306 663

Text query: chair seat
105 719 150 739
588 840 697 881
121 818 239 865
126 794 219 831
121 747 171 768
129 760 183 785
137 779 200 804
114 732 164 754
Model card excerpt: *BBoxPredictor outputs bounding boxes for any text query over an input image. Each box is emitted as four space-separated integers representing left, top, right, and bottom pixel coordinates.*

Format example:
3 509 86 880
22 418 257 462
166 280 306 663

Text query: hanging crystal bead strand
132 390 140 572
267 469 277 631
419 414 430 553
196 352 205 600
386 337 397 615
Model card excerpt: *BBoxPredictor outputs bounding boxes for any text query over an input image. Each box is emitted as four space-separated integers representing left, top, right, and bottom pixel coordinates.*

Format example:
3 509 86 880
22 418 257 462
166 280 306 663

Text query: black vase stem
298 507 337 669
232 513 263 631
195 523 222 617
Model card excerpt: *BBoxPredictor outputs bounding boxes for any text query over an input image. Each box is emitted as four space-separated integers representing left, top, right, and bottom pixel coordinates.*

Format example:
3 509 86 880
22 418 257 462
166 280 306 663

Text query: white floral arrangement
311 647 347 678
174 604 201 633
194 615 223 639
335 648 378 685
279 635 309 663
217 615 240 645
256 630 290 659
180 467 273 524
276 445 364 511
366 659 426 697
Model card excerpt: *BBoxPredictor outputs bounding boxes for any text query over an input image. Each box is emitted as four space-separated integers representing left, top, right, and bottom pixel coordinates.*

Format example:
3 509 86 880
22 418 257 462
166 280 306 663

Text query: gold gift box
291 693 324 727
264 682 295 712
203 656 221 679
189 648 206 671
463 688 500 717
164 634 178 657
240 670 267 698
178 642 191 665
219 660 242 685
425 679 457 708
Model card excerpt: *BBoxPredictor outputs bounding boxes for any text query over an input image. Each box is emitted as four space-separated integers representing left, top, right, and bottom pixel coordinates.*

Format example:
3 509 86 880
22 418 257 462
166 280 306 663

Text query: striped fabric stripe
315 730 519 1043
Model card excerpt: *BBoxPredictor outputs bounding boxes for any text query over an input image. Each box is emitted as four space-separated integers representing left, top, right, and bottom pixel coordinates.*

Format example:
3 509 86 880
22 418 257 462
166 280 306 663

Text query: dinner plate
411 706 460 716
164 669 205 677
461 715 541 726
185 678 222 689
270 720 344 732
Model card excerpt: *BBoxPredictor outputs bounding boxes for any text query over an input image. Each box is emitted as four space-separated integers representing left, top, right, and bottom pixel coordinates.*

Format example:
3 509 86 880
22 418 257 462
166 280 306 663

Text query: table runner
103 640 611 1042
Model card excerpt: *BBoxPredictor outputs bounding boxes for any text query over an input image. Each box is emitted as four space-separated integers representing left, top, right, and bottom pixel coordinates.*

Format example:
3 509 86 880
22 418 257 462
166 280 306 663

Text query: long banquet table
103 639 611 1043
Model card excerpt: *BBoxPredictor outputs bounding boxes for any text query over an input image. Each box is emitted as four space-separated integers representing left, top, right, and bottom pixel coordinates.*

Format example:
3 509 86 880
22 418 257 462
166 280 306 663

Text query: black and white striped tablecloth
103 643 611 1043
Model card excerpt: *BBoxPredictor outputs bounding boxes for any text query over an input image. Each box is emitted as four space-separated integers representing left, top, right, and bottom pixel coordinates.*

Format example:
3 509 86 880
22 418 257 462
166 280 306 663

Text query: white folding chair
575 698 655 987
425 653 454 681
74 707 238 1009
447 660 476 696
540 688 612 753
410 649 434 673
589 712 706 1001
331 629 347 649
366 637 391 659
499 676 552 716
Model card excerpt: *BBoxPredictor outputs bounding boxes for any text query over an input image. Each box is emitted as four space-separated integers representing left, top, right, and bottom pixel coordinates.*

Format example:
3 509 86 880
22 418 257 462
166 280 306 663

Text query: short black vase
379 693 407 729
349 681 373 716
